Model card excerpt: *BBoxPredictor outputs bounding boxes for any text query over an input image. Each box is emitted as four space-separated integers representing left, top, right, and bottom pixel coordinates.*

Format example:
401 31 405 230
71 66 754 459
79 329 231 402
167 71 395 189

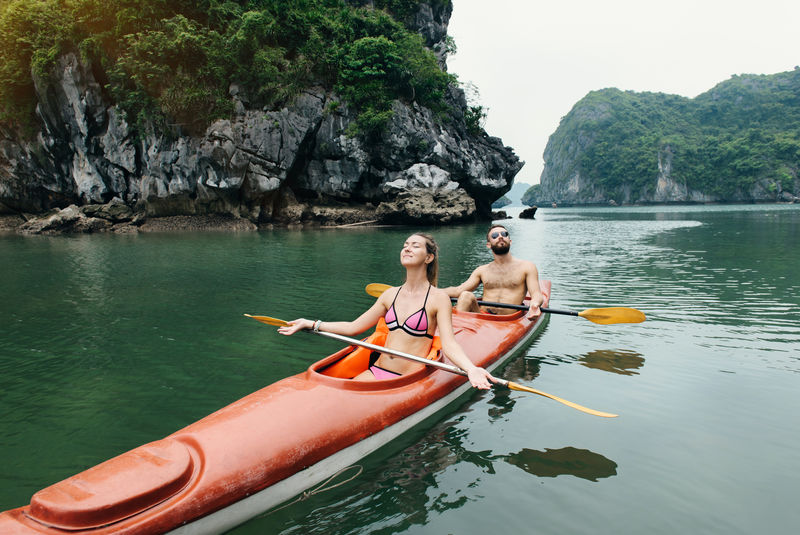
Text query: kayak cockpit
307 319 442 389
307 307 533 390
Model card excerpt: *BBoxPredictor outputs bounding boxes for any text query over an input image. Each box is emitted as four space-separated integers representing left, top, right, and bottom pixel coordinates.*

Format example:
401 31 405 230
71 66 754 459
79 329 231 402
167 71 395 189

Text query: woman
278 233 496 389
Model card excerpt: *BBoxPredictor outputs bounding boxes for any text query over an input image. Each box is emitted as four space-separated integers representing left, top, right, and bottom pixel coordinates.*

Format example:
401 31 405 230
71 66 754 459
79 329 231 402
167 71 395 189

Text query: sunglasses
490 231 509 239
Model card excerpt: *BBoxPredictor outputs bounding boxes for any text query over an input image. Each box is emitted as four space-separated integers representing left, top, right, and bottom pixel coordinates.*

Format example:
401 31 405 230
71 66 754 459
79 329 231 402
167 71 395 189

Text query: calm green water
1 204 799 534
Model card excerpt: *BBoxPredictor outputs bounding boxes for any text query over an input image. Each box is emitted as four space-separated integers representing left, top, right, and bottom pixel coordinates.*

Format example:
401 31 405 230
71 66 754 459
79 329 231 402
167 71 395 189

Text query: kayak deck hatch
26 439 194 530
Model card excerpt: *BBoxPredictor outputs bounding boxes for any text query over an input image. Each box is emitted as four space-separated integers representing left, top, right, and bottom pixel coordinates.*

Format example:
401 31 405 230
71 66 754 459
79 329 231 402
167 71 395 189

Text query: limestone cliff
0 2 522 232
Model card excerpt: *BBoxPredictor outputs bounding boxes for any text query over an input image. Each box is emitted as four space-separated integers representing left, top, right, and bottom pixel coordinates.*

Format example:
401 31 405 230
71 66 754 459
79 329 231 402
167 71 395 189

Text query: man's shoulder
473 261 493 274
515 257 538 268
516 257 539 271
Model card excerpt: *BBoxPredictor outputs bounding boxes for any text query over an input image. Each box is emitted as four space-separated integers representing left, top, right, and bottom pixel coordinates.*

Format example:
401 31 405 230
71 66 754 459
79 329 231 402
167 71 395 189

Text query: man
444 225 544 319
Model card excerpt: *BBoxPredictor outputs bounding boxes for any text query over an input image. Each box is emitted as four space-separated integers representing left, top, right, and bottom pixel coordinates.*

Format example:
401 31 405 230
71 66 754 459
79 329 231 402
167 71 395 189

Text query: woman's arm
431 290 496 390
277 292 390 337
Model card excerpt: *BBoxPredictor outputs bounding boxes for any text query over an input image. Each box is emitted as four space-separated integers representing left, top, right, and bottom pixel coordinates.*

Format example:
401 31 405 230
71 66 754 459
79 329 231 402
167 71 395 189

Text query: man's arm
524 261 544 319
442 267 483 298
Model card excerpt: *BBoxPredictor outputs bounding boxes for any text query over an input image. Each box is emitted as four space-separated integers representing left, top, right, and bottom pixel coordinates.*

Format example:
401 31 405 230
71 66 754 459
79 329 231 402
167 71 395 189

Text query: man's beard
491 242 510 255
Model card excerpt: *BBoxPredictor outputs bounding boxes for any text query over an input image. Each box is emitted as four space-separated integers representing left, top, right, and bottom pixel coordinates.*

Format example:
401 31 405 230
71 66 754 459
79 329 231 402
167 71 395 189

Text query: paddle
244 314 618 418
364 283 645 325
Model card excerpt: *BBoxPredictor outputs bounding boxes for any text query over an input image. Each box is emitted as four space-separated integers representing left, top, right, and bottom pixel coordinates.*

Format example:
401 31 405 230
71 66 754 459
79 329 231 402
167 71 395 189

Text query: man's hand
526 304 542 320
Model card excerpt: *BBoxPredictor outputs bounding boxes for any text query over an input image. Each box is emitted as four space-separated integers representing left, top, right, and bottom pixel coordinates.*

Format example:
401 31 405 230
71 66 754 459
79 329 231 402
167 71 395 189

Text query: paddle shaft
308 328 615 417
452 297 578 317
314 328 555 394
366 283 644 325
244 315 617 416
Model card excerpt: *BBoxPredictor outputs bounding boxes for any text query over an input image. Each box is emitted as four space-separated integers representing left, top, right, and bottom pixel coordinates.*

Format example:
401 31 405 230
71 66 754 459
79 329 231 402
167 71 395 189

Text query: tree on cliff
0 0 454 136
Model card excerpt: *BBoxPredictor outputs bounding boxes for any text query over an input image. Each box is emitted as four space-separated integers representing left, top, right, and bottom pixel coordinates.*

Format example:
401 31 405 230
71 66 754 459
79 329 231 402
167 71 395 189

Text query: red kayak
0 282 551 534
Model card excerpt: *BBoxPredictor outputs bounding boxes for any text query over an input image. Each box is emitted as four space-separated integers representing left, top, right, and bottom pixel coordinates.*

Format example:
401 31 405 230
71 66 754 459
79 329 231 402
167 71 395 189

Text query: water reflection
504 351 542 381
578 349 645 376
526 349 645 376
247 422 479 535
234 401 618 535
503 447 618 482
482 356 546 420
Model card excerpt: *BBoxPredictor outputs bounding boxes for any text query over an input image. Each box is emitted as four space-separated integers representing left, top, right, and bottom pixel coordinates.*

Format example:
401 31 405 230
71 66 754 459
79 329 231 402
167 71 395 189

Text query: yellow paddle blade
507 381 619 418
365 283 391 298
243 314 289 327
578 307 646 325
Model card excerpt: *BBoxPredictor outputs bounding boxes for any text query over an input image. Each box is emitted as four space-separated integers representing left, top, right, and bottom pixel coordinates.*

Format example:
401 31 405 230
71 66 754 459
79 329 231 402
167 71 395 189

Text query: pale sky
447 0 800 185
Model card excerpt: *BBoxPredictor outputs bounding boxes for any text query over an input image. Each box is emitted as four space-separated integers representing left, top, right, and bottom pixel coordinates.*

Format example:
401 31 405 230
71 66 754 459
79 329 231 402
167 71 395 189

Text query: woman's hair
413 233 439 286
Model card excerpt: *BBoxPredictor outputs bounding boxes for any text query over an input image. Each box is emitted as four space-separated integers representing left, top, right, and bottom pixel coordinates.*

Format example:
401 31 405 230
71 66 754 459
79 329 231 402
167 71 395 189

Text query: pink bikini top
384 285 434 339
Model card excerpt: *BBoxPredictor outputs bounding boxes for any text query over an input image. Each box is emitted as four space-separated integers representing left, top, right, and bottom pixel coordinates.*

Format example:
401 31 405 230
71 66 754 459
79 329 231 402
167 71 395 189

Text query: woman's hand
277 318 313 336
465 366 496 390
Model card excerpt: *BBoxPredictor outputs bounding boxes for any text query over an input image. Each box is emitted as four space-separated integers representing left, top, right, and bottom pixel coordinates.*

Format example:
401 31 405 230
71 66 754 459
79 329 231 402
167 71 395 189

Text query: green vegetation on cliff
541 68 800 202
0 0 454 135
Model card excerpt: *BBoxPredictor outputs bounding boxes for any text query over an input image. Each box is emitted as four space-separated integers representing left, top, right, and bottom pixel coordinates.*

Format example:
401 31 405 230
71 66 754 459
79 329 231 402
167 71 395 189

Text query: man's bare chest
482 267 526 290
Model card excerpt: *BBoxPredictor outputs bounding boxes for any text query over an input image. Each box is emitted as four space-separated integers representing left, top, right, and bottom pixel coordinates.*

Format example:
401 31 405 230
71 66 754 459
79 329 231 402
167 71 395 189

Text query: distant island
492 181 532 208
525 68 800 206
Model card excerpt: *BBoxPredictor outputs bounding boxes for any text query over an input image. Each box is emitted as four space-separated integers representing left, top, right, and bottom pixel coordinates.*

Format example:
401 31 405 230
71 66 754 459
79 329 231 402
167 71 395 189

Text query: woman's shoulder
376 285 400 303
429 286 454 306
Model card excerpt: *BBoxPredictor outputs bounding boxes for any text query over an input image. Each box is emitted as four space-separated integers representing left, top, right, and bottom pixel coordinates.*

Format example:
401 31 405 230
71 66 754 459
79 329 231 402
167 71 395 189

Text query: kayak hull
0 282 550 534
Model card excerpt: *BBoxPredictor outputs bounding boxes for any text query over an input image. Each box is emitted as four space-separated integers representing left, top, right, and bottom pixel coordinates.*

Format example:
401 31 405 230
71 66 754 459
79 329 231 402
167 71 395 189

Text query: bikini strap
391 285 402 306
422 284 432 307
